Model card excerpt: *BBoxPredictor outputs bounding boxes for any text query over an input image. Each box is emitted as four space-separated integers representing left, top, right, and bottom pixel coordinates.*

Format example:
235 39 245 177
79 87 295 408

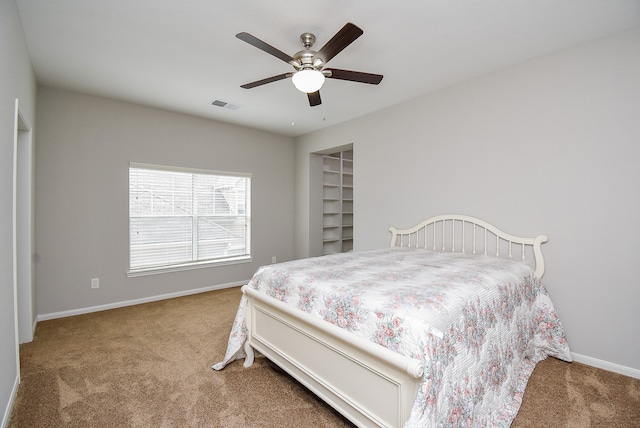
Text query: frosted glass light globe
292 69 325 93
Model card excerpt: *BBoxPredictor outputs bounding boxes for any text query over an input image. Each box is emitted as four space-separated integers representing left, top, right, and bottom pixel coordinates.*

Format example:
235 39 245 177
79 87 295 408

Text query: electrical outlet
271 256 277 264
91 278 100 289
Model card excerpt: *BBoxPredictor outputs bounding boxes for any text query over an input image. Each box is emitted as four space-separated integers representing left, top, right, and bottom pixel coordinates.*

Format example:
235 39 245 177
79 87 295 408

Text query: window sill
127 255 252 278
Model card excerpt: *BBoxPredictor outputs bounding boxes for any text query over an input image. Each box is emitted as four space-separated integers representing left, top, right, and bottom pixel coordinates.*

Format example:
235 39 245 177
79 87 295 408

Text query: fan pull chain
290 83 295 126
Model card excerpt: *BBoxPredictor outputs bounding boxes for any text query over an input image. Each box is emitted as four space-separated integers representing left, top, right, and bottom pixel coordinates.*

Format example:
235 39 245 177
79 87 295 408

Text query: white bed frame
241 215 548 427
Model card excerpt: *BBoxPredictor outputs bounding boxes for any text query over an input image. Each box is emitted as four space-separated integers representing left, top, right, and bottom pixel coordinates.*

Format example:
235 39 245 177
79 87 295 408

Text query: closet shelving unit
322 150 353 255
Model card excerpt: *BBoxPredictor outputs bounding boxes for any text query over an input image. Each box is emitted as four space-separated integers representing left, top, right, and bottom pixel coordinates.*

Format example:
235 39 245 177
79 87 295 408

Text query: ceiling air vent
211 99 240 110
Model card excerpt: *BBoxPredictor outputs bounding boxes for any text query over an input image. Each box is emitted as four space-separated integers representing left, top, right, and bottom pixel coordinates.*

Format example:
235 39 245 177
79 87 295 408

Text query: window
128 163 251 276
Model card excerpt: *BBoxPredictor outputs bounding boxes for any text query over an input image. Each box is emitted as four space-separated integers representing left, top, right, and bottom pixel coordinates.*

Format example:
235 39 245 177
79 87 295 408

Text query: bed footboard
242 286 423 428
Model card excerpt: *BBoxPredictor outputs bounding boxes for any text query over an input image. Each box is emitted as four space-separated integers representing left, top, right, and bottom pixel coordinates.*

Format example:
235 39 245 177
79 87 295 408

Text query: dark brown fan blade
236 32 293 64
240 73 290 89
307 91 321 107
325 68 383 85
315 23 363 65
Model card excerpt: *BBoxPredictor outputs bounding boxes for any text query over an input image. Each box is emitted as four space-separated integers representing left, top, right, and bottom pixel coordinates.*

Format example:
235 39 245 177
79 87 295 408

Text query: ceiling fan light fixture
292 69 325 93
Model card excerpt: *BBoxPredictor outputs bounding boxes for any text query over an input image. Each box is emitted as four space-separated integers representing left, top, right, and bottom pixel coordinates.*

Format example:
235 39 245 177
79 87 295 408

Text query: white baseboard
37 281 246 322
1 375 19 428
571 352 640 379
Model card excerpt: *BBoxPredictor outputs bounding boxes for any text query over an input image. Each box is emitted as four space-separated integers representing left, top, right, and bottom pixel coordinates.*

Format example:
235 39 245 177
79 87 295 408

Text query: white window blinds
129 163 251 273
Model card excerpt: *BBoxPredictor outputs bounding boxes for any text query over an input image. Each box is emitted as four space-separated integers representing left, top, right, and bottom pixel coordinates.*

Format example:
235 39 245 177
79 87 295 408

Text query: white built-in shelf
322 149 354 255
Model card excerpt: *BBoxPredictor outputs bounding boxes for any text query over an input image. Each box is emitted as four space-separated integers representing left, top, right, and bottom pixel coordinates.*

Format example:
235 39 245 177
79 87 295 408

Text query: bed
213 214 571 427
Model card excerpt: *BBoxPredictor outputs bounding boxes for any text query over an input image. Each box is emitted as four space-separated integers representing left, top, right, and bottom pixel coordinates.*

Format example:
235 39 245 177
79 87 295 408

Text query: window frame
127 162 252 277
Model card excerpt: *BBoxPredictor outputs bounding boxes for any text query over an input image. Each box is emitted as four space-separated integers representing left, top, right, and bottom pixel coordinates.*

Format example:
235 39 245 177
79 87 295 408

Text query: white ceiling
16 0 640 137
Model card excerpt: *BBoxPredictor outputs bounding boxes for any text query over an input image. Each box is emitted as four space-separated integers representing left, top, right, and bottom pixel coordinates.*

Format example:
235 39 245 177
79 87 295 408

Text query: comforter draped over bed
214 248 571 427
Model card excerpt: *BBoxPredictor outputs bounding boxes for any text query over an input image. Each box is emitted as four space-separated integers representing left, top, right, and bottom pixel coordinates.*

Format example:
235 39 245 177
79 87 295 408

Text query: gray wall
295 28 640 373
35 87 295 315
0 0 37 424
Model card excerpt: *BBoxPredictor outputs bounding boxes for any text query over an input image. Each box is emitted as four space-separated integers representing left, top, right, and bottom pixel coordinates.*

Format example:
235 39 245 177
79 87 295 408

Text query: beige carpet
9 287 640 427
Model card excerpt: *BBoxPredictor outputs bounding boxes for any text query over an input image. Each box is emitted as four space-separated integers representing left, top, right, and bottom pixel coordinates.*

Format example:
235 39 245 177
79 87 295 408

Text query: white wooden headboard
389 214 549 277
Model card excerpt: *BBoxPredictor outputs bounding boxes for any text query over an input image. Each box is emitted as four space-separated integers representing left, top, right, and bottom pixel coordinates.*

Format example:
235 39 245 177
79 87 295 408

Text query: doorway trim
13 98 35 366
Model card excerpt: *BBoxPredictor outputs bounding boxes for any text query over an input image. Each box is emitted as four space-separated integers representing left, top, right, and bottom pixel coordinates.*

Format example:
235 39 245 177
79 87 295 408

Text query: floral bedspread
213 248 571 427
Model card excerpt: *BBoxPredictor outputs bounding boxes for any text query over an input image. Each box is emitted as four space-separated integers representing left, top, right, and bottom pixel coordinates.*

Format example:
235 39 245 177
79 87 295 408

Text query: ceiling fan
236 22 383 107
